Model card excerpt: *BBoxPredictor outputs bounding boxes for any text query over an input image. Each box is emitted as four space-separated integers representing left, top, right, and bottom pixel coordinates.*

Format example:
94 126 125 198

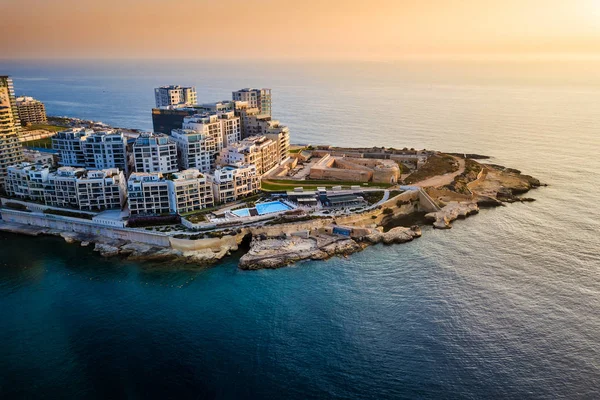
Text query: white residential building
52 129 128 172
35 166 126 211
133 132 178 173
210 164 260 204
127 172 171 215
82 131 128 173
232 88 271 116
216 135 279 175
171 129 217 173
154 85 197 108
166 169 214 214
52 128 92 167
5 162 51 202
74 168 126 211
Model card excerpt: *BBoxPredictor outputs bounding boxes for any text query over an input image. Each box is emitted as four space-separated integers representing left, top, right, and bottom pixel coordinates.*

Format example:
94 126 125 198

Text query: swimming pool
256 201 291 215
231 208 250 217
231 201 291 218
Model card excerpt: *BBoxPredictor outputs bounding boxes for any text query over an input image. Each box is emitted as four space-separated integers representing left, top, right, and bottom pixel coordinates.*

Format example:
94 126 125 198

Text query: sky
2 0 600 60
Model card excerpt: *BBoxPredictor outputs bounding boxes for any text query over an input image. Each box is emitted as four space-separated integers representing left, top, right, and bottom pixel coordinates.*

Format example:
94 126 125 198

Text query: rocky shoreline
0 156 543 270
239 226 422 270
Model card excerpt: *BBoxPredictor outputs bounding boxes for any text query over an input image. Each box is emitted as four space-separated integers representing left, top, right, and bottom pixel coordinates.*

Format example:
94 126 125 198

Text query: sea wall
0 209 170 247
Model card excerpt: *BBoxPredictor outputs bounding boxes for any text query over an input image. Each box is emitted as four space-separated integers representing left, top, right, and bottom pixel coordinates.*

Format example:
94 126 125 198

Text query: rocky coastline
0 156 543 270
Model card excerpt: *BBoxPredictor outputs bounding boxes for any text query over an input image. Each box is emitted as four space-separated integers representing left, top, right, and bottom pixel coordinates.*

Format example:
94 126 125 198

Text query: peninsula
0 79 542 270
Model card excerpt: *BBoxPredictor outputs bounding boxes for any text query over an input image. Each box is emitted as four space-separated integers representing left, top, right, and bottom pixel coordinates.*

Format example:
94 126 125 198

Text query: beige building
0 76 24 190
210 164 260 204
232 88 271 116
216 135 279 176
15 96 47 124
166 169 214 214
154 85 197 108
233 102 290 162
172 112 241 172
310 154 400 184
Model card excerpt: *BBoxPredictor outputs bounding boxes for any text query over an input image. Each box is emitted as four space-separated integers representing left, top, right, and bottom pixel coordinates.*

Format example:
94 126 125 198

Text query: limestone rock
425 201 479 229
94 243 120 257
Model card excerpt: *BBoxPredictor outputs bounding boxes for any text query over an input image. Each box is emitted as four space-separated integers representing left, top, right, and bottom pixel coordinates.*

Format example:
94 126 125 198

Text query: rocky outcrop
425 201 479 229
94 243 121 257
239 235 363 270
364 226 422 244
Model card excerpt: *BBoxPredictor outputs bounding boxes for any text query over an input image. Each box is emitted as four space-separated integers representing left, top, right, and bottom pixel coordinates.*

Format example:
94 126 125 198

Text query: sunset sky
2 0 600 60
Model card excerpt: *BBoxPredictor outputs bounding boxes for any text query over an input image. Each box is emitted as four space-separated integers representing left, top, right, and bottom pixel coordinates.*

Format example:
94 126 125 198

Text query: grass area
261 178 392 192
404 154 459 184
22 137 53 148
289 147 306 154
23 124 66 132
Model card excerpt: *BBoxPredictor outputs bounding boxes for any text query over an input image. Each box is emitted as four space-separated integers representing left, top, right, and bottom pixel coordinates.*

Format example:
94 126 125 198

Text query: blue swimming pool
231 208 250 217
231 201 291 217
256 201 291 215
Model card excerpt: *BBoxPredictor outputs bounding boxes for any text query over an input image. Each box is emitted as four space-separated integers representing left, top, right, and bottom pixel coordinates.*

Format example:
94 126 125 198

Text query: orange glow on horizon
2 0 600 60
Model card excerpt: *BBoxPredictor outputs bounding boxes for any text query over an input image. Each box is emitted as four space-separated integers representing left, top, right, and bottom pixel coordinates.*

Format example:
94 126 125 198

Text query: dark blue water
1 60 600 399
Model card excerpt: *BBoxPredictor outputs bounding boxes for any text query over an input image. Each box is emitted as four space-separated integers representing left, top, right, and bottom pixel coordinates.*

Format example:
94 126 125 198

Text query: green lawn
22 137 53 148
261 178 392 192
23 124 66 133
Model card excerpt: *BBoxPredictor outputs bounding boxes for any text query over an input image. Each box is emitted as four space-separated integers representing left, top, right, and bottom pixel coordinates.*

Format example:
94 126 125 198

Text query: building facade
216 135 279 175
82 131 128 173
232 88 272 116
210 164 260 204
133 132 178 173
166 169 214 214
52 128 92 167
0 76 24 189
15 96 47 125
11 166 128 211
53 129 128 173
171 112 241 172
154 85 197 108
5 162 50 202
74 169 127 211
127 172 171 215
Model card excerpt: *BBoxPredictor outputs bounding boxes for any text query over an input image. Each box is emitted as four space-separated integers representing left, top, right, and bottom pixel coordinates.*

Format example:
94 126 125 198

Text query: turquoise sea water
1 59 600 399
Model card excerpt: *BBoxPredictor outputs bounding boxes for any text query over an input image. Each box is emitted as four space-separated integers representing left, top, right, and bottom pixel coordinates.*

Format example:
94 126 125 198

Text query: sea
0 59 599 399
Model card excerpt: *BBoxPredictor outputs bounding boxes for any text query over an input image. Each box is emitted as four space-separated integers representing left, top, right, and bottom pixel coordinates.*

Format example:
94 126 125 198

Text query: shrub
44 208 93 219
382 208 393 215
371 215 377 219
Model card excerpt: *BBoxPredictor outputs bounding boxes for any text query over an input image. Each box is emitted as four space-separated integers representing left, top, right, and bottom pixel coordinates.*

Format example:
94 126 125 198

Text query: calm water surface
1 60 599 399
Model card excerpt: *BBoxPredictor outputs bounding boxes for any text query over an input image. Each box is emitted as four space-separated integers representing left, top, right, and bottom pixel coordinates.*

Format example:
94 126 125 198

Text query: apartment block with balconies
210 164 260 204
127 172 171 215
216 135 279 176
15 96 47 125
133 132 178 173
0 76 24 189
166 169 214 214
